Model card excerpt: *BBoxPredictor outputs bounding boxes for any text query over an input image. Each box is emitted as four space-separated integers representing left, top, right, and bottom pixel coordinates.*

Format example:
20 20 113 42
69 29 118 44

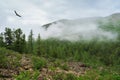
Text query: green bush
0 48 9 68
0 47 22 69
78 68 120 80
112 74 120 80
53 73 65 80
15 71 39 80
60 63 69 71
53 73 78 80
53 59 62 67
65 73 78 80
32 56 47 70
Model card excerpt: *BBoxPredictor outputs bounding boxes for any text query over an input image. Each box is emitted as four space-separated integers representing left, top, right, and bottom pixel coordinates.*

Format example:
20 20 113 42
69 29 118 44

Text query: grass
32 56 47 70
53 73 78 80
0 47 22 69
14 70 39 80
78 68 120 80
0 47 120 80
65 73 78 80
60 63 69 71
53 73 65 80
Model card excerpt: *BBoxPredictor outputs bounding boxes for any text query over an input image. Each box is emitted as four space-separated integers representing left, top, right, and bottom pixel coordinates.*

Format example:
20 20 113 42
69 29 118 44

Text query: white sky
0 0 120 39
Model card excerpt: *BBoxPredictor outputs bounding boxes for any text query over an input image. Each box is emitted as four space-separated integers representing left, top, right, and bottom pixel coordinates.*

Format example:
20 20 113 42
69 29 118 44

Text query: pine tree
13 28 26 53
0 33 5 47
28 30 34 53
4 28 14 49
21 34 27 53
36 34 41 55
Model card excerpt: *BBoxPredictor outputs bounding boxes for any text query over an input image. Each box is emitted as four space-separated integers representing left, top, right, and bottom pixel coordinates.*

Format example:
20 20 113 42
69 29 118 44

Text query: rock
0 69 18 79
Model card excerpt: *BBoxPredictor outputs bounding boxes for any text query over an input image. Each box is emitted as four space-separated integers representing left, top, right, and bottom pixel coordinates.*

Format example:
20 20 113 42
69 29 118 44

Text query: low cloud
39 18 117 41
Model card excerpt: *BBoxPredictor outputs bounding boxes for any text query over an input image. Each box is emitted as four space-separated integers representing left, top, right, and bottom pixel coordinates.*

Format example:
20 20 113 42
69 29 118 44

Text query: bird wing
14 10 21 17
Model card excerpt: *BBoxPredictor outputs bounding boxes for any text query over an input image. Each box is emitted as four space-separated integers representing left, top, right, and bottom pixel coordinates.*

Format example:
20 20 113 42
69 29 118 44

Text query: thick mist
39 18 118 41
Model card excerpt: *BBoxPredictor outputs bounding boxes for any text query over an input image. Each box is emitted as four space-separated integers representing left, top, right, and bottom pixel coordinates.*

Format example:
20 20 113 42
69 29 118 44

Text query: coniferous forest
0 26 120 80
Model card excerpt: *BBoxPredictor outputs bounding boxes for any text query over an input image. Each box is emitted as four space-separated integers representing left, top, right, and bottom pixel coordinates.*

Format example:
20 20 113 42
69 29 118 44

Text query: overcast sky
0 0 120 38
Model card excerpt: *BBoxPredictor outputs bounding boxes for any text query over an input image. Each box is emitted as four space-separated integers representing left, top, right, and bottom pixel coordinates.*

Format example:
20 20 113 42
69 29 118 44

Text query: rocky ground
0 54 91 80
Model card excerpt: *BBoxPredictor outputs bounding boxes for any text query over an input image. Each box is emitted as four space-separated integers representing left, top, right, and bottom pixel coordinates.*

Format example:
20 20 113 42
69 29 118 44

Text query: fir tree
4 28 14 49
28 30 34 53
36 34 41 55
0 33 5 47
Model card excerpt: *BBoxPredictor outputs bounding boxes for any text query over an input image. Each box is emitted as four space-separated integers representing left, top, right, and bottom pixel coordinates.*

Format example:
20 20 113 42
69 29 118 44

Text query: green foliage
78 68 120 80
35 34 41 55
0 28 26 53
53 73 65 80
1 27 120 79
60 63 69 71
13 28 26 53
112 74 120 80
34 39 120 67
53 73 78 80
53 59 62 67
99 20 120 33
0 47 21 69
0 48 9 68
0 33 5 47
32 56 47 70
27 30 34 53
4 28 14 49
65 73 78 80
14 70 39 80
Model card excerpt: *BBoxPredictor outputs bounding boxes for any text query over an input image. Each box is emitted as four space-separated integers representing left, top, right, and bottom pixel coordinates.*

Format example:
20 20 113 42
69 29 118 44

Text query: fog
0 16 118 41
39 18 118 41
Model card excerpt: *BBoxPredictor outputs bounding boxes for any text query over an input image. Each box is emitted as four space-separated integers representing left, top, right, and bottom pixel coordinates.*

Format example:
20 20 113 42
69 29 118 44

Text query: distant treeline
0 27 120 67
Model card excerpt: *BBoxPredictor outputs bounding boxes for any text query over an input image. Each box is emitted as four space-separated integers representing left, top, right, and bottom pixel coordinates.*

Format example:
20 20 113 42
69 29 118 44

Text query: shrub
65 73 78 80
0 48 9 68
112 74 120 80
0 47 22 69
60 63 69 71
14 70 39 80
53 73 65 80
53 59 61 67
32 56 47 70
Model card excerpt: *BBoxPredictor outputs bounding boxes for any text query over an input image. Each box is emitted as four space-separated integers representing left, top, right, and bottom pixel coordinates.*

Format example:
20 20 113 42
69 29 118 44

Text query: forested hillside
0 20 120 79
1 0 120 79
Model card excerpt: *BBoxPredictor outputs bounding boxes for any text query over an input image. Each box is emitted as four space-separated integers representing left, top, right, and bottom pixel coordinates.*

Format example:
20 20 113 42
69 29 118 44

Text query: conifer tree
13 28 26 53
28 30 34 53
21 34 27 53
4 28 14 49
0 33 4 47
36 34 41 55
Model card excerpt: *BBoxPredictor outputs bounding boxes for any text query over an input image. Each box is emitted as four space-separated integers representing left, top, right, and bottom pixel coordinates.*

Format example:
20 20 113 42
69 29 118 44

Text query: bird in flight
14 10 22 17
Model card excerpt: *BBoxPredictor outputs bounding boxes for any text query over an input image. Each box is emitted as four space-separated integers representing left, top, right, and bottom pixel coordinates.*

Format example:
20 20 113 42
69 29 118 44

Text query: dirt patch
0 54 91 80
38 62 91 79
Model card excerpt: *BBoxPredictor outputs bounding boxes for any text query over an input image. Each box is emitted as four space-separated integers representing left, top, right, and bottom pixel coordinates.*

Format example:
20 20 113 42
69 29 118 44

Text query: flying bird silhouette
14 10 21 17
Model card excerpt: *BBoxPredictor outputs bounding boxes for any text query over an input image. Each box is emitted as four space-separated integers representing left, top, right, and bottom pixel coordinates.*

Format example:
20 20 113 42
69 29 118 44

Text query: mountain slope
41 13 120 41
42 13 120 29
